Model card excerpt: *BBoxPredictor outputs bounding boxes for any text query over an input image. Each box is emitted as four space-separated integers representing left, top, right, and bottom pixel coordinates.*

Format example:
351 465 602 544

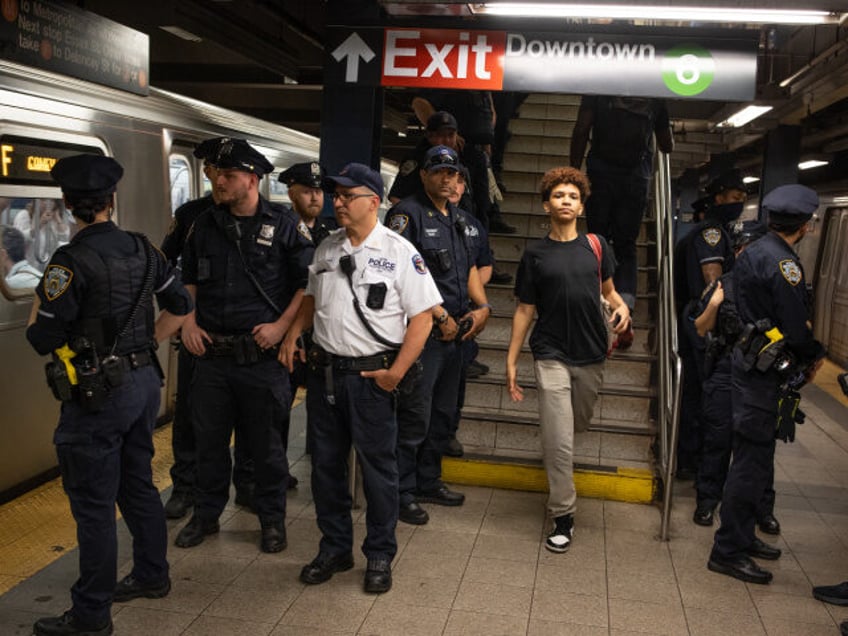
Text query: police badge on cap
212 138 274 176
278 162 326 189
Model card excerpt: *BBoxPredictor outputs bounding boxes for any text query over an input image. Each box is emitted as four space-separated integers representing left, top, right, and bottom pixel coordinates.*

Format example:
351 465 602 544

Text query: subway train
0 59 397 501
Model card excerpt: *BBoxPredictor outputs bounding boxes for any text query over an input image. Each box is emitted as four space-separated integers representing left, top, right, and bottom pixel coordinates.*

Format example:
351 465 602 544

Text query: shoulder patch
43 265 73 301
296 220 312 242
412 253 428 275
779 259 802 286
388 214 409 234
702 227 721 247
399 159 418 176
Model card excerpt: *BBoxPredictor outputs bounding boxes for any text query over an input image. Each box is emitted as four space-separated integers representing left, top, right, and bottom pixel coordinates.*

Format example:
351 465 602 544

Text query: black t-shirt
515 234 615 366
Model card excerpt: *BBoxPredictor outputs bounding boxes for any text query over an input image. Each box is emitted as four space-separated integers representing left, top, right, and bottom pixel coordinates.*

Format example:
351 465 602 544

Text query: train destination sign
0 135 103 186
0 0 149 96
330 26 757 101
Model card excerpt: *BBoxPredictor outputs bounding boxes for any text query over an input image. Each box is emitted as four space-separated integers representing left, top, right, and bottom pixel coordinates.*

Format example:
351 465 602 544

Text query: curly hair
539 166 591 203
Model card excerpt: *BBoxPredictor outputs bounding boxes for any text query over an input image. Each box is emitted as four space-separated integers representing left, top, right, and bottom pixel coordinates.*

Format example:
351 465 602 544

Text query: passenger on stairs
506 166 630 553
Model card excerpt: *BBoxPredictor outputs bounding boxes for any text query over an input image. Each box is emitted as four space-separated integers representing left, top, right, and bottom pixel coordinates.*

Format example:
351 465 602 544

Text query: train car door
814 207 848 366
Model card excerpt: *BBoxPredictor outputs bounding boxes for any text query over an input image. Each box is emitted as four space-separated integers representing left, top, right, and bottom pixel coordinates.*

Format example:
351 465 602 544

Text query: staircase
446 93 660 504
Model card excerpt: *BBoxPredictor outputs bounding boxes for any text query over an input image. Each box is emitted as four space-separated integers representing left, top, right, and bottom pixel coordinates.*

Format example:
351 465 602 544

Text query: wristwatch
436 308 449 325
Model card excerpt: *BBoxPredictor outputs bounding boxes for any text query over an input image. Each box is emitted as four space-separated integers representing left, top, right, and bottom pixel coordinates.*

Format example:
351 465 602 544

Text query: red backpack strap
586 233 603 287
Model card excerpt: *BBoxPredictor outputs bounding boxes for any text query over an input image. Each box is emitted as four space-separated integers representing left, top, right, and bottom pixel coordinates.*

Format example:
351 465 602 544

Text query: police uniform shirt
27 221 192 355
515 233 615 366
732 232 820 362
684 221 734 302
307 223 443 357
464 211 493 269
181 196 314 334
384 191 473 317
161 194 215 265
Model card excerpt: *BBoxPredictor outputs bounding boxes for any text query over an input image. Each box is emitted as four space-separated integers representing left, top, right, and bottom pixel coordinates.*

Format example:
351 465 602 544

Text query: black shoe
416 485 465 506
444 436 464 458
34 612 112 636
489 219 517 234
399 501 429 525
757 514 781 535
174 516 220 548
113 574 171 602
163 491 193 520
300 551 355 585
812 581 848 605
260 522 287 553
693 505 714 527
707 555 772 584
490 268 513 285
234 486 255 511
364 559 392 593
287 475 299 490
746 537 781 561
465 360 489 379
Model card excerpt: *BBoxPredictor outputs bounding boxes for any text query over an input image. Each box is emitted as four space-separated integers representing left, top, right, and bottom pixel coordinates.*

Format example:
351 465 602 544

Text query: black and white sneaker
545 514 574 553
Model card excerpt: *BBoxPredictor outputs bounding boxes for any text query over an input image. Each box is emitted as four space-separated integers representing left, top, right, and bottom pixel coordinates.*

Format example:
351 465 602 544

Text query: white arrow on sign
332 32 376 82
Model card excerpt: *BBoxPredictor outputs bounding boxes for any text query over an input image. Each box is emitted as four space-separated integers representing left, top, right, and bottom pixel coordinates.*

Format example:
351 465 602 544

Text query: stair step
508 118 574 138
483 285 657 317
523 93 582 106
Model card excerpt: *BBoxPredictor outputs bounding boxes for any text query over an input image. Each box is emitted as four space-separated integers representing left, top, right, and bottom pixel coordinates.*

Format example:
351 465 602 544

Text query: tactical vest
66 232 154 356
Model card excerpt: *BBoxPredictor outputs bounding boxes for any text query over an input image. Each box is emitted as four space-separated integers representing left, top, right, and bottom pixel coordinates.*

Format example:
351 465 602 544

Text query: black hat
729 220 767 249
706 169 746 196
278 162 326 189
762 184 819 222
212 138 274 176
426 111 458 132
422 145 459 172
193 137 229 162
50 154 123 198
325 163 384 198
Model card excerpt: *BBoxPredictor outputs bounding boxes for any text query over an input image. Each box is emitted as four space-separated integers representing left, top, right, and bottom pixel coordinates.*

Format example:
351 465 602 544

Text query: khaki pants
534 359 605 519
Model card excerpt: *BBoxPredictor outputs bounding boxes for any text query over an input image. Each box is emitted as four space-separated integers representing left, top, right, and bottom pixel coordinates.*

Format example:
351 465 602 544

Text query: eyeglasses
332 192 375 204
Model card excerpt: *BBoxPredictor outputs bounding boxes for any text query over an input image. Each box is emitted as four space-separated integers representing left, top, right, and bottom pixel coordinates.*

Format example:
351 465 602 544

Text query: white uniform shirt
306 223 442 357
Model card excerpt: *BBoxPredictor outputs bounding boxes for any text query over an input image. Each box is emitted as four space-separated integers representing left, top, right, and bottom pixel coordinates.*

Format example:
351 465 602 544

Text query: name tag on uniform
257 223 275 246
424 228 440 238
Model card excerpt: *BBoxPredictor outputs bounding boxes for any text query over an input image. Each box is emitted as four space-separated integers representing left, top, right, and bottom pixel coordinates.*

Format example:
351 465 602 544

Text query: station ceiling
81 0 848 185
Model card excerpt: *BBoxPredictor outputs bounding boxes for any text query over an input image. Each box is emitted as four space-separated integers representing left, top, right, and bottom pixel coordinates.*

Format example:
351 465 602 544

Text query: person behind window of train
570 95 673 350
25 154 192 636
708 184 824 585
1 225 42 290
280 163 441 593
279 161 338 247
160 137 256 520
385 145 491 526
175 139 313 553
506 166 630 554
691 221 768 527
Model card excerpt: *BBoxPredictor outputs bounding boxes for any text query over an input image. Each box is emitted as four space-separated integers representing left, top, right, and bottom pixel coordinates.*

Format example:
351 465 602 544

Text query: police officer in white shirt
280 163 442 594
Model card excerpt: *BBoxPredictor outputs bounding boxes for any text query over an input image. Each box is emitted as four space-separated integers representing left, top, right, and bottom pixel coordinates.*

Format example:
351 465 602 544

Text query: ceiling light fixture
715 105 773 128
159 26 203 42
470 3 841 25
798 159 829 170
742 176 760 184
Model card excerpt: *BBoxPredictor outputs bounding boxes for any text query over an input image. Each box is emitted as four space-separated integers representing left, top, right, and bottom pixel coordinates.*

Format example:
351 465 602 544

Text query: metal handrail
653 153 683 542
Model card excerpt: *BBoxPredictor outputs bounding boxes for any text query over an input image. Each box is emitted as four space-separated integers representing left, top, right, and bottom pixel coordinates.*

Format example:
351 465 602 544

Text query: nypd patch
388 214 409 234
412 254 428 275
779 259 802 286
702 228 722 247
296 220 312 242
43 265 73 301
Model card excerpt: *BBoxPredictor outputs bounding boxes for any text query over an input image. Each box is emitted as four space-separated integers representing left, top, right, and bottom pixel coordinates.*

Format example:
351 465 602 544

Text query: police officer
160 137 255 519
692 221 768 526
279 161 338 247
675 169 743 479
708 184 824 584
385 145 492 525
281 163 441 593
26 154 193 636
175 138 313 553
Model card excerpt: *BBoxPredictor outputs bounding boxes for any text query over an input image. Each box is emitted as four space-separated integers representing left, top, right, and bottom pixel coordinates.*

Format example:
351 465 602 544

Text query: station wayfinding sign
328 26 757 101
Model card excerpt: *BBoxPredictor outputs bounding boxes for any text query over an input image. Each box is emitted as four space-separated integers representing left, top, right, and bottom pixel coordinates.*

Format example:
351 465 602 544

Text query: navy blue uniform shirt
161 194 214 265
683 220 734 302
181 196 313 334
385 191 472 317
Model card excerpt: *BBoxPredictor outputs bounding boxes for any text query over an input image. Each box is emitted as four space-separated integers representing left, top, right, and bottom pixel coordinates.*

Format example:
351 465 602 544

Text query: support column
759 124 801 218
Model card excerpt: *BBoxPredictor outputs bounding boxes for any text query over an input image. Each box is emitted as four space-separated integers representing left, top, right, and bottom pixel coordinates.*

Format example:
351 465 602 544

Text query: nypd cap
212 138 274 176
422 145 459 172
762 184 819 223
325 163 384 198
278 162 325 189
50 154 123 198
426 111 458 132
193 137 229 162
730 220 767 250
706 169 746 196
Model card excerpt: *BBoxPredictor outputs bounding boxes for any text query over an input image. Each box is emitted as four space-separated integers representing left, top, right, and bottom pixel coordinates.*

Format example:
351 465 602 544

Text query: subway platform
1 367 848 635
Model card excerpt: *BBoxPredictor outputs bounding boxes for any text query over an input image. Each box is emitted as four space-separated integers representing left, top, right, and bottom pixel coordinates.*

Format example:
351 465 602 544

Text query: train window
1 197 78 299
169 155 192 216
268 171 290 204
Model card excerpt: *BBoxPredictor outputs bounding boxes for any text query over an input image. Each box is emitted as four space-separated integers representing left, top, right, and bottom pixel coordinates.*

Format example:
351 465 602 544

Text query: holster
396 359 423 397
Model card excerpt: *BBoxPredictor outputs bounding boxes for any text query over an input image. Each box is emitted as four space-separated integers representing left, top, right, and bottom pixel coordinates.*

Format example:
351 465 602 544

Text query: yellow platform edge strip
442 457 657 504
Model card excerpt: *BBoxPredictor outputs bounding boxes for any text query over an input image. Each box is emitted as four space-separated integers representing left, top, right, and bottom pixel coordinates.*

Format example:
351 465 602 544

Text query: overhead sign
0 0 149 95
327 26 757 101
0 135 103 186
